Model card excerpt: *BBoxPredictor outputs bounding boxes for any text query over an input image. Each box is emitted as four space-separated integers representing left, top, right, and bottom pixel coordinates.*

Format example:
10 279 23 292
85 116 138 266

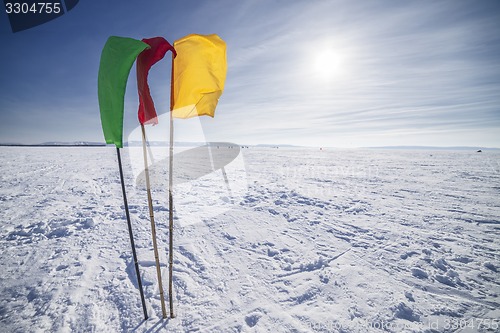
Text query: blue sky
0 0 499 147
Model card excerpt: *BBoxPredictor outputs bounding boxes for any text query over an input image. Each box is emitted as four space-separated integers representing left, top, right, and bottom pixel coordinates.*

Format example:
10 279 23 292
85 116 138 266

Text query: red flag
137 37 176 125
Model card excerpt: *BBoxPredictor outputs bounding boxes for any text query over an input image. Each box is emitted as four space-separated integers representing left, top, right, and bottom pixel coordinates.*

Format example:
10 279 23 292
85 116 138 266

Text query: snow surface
0 147 499 332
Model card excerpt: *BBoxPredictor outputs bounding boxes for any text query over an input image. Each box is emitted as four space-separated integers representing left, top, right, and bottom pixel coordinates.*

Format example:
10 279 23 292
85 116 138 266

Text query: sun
314 49 343 80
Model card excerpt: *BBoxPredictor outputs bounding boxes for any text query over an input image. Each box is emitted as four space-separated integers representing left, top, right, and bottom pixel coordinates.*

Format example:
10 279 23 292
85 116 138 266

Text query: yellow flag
172 34 227 119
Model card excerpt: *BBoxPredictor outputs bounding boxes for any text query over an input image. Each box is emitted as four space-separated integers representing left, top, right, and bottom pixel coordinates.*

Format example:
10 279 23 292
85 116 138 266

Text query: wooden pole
140 124 167 318
168 51 175 318
116 147 148 320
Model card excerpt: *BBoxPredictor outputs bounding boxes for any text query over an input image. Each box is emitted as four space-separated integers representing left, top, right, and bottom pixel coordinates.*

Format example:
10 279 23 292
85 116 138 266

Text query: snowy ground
0 146 499 332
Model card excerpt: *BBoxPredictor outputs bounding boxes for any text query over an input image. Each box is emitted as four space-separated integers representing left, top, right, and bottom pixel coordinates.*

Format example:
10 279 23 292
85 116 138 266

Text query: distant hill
254 144 301 148
124 141 208 147
0 141 106 147
0 141 239 147
365 146 500 151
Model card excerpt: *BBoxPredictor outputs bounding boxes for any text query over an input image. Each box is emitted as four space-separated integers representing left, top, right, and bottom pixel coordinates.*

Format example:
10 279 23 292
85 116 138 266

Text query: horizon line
0 141 499 150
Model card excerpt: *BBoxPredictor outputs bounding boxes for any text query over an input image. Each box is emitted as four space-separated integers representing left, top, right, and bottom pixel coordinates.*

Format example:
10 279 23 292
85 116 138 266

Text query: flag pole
116 147 148 321
168 51 175 318
140 124 167 318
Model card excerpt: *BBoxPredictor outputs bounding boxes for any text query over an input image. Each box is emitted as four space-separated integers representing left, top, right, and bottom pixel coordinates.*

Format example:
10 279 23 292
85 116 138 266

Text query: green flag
98 36 149 148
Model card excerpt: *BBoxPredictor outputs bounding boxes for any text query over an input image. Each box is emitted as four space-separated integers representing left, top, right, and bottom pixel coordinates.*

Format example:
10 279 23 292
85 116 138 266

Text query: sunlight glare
314 50 342 80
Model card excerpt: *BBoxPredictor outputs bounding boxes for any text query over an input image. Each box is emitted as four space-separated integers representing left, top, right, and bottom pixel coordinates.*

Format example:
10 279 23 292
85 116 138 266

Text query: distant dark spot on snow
244 195 258 203
483 262 497 272
400 251 419 260
422 249 432 256
26 288 39 302
223 233 236 240
452 256 473 264
351 242 369 249
474 219 500 225
404 291 415 302
268 208 279 215
328 231 351 243
267 248 279 257
392 302 420 322
245 313 262 327
435 274 456 287
433 258 449 271
431 242 441 248
411 267 428 279
56 264 68 271
344 223 370 233
319 274 329 284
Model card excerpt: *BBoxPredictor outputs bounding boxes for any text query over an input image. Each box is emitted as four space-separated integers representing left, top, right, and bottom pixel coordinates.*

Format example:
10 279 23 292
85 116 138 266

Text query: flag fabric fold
137 37 176 125
98 36 149 148
172 34 227 119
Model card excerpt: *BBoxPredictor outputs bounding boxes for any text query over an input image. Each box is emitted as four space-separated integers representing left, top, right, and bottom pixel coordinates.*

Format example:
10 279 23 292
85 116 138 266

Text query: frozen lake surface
0 147 499 332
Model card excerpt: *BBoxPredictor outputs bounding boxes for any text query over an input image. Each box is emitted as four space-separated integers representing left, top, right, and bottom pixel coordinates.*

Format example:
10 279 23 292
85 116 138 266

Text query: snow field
0 147 499 332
